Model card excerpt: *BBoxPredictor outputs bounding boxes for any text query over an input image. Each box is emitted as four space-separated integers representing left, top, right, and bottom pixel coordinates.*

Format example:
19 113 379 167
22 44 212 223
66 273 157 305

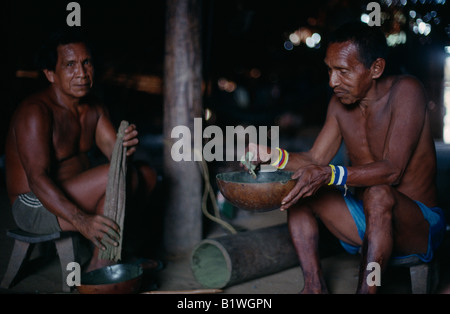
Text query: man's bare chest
51 108 97 160
340 108 391 164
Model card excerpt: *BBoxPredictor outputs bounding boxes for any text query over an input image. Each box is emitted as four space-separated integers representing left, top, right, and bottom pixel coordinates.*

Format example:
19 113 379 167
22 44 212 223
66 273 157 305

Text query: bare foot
300 277 329 294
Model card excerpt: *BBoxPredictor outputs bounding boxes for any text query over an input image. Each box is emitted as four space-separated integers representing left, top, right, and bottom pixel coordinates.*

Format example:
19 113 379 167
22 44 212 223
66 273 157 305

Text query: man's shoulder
17 90 47 108
387 75 426 110
13 90 53 122
377 75 428 126
389 74 424 91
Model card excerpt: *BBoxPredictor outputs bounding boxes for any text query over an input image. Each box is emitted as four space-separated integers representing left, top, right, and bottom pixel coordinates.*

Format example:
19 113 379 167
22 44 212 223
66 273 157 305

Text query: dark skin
5 43 145 272
244 41 436 293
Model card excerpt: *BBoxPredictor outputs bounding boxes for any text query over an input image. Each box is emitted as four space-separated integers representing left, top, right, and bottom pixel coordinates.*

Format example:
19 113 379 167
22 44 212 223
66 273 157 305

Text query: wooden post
163 0 203 257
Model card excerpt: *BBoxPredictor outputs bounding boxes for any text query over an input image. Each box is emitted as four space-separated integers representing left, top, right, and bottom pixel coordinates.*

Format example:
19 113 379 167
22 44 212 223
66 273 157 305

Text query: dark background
1 0 449 165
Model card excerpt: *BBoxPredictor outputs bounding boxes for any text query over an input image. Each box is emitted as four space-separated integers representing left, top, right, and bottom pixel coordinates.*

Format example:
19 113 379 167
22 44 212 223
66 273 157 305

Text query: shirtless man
244 22 446 293
5 29 152 272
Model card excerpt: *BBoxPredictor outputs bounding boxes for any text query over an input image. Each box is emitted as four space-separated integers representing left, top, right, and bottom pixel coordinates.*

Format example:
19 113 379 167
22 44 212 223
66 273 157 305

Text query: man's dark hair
36 28 91 71
329 22 388 69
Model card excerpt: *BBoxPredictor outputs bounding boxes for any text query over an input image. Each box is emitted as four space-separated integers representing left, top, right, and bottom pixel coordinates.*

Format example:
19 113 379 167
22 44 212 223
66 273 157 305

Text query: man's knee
363 185 396 221
136 161 157 192
287 188 334 220
287 201 315 224
128 161 157 196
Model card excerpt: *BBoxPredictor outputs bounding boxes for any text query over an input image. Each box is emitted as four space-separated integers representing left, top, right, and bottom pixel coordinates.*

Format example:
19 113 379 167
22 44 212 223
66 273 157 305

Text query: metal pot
216 171 296 212
77 264 143 294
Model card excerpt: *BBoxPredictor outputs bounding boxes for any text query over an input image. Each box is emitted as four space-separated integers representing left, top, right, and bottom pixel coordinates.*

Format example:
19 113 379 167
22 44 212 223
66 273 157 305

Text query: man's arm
94 104 139 160
346 77 427 187
281 77 428 209
246 98 343 171
287 98 344 170
14 103 119 249
278 98 344 209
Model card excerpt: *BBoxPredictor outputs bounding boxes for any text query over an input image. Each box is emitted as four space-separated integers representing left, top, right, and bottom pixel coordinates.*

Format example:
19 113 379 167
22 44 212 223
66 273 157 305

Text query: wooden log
190 224 299 288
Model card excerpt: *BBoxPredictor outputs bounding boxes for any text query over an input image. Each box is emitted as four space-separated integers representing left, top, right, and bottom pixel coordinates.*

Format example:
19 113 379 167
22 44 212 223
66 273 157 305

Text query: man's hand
240 143 278 172
73 211 121 251
280 164 331 210
123 124 139 156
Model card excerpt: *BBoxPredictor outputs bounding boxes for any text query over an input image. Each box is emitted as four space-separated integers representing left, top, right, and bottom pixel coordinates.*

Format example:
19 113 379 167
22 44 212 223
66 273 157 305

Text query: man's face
324 41 373 105
47 42 94 99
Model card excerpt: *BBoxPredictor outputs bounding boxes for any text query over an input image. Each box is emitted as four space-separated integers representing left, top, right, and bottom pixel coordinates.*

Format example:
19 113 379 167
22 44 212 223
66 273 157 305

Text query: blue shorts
339 189 446 262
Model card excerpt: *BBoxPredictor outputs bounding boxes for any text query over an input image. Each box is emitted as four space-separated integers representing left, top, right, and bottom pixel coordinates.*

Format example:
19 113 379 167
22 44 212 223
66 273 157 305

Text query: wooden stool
389 255 438 294
0 229 78 292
